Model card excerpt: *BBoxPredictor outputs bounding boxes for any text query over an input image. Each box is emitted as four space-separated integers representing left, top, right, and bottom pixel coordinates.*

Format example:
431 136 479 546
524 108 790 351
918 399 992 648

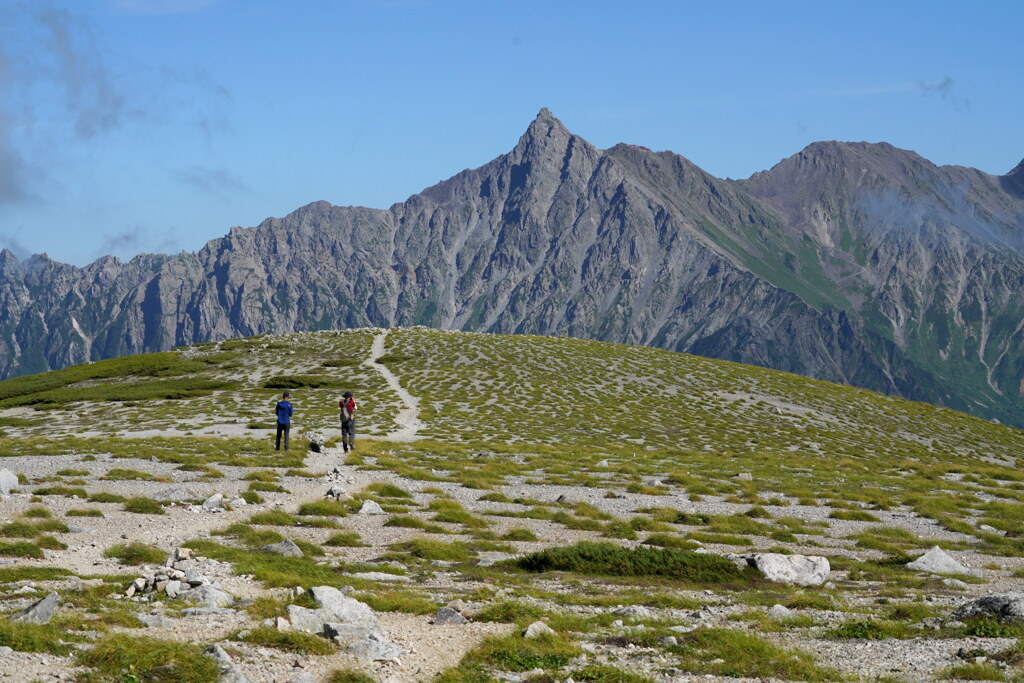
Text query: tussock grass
0 620 78 654
296 500 349 517
66 508 104 517
122 497 164 514
324 530 365 547
501 528 538 542
474 600 546 623
354 590 437 614
440 632 580 678
104 542 166 566
76 634 219 682
365 482 412 498
391 537 474 562
239 625 336 654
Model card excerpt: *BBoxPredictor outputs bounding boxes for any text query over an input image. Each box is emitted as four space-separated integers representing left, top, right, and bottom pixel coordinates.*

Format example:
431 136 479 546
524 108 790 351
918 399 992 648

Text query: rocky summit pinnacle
1 111 1023 427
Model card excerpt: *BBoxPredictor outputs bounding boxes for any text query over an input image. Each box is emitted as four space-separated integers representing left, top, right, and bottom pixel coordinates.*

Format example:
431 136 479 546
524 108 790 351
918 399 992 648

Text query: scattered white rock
202 493 225 511
750 553 830 586
768 604 794 620
523 621 556 639
0 468 19 496
358 500 386 515
261 539 304 557
906 546 974 576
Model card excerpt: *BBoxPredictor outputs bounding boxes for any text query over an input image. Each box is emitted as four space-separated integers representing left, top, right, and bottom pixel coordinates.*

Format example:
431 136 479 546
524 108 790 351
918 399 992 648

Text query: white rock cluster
123 547 234 608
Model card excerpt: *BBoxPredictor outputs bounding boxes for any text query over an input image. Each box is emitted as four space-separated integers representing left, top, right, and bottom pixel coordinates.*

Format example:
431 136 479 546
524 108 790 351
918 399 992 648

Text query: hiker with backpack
275 391 294 451
339 391 357 453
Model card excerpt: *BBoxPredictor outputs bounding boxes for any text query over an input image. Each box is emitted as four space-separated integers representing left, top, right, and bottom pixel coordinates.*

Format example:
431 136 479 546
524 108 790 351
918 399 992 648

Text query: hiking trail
366 329 424 441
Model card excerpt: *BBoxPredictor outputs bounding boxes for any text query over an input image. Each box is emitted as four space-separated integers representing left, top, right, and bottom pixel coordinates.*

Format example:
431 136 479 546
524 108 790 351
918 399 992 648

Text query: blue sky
1 0 1021 265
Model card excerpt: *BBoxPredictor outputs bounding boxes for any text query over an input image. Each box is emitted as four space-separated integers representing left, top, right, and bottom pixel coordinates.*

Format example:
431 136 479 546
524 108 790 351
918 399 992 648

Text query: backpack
340 398 354 421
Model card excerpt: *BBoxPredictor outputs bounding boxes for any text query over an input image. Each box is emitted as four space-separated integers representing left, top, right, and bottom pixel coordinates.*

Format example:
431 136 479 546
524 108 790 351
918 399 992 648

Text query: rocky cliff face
2 109 1022 425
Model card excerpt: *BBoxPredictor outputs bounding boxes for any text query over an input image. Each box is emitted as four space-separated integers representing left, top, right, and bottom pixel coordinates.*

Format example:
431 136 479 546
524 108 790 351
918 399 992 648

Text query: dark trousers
275 422 290 451
341 419 355 451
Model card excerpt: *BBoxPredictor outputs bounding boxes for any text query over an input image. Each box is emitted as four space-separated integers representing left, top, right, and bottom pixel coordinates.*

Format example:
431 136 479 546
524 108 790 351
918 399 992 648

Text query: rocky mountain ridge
2 109 1022 425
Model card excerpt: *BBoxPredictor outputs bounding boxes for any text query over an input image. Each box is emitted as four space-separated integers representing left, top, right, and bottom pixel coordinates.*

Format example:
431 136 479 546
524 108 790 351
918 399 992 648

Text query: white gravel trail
366 329 424 441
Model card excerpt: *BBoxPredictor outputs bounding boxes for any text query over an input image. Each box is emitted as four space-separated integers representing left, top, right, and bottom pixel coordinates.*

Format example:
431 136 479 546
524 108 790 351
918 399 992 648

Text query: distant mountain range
2 109 1022 426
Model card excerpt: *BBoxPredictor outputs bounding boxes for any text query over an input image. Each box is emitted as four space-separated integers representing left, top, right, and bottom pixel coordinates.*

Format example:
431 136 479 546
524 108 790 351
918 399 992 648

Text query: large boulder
906 546 974 576
309 586 380 629
951 592 1024 624
286 587 401 662
749 553 830 586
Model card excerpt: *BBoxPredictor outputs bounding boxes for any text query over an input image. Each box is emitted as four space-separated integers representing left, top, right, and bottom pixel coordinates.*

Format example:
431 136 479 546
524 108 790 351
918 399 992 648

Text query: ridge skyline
3 108 1021 269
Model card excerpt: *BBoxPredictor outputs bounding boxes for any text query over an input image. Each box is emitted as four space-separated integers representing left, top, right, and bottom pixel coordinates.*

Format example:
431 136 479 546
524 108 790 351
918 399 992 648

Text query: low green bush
513 541 746 583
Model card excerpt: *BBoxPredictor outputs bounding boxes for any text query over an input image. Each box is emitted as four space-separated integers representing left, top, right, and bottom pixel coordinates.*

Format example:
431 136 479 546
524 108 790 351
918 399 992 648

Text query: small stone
736 472 753 481
432 607 467 625
523 621 556 639
659 635 678 647
133 577 147 591
447 599 467 612
175 547 194 561
202 494 224 511
358 500 386 515
324 485 347 500
768 604 793 620
261 539 304 557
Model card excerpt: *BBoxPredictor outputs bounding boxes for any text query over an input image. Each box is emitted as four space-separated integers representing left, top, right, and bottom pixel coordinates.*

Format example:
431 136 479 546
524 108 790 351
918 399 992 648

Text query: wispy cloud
37 5 138 139
0 232 31 260
173 165 248 195
918 75 969 109
0 2 231 209
91 224 179 259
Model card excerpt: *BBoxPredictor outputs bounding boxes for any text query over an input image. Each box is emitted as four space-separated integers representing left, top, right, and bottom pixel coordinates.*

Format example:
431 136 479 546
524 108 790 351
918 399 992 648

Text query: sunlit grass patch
76 634 219 682
104 542 166 566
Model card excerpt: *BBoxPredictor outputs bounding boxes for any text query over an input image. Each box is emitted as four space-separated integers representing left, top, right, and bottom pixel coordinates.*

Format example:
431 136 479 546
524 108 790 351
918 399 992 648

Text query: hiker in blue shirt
275 392 294 451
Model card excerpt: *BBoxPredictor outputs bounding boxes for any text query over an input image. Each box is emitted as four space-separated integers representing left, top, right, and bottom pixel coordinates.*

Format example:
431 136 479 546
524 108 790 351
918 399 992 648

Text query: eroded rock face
2 110 1022 426
749 553 831 586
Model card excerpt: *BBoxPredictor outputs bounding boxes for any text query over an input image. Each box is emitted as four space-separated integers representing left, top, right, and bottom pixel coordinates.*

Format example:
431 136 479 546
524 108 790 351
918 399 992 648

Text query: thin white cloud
173 165 248 195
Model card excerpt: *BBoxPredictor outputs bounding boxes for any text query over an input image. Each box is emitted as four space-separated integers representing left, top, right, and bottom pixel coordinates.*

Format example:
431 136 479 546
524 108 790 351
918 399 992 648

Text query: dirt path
366 329 423 441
